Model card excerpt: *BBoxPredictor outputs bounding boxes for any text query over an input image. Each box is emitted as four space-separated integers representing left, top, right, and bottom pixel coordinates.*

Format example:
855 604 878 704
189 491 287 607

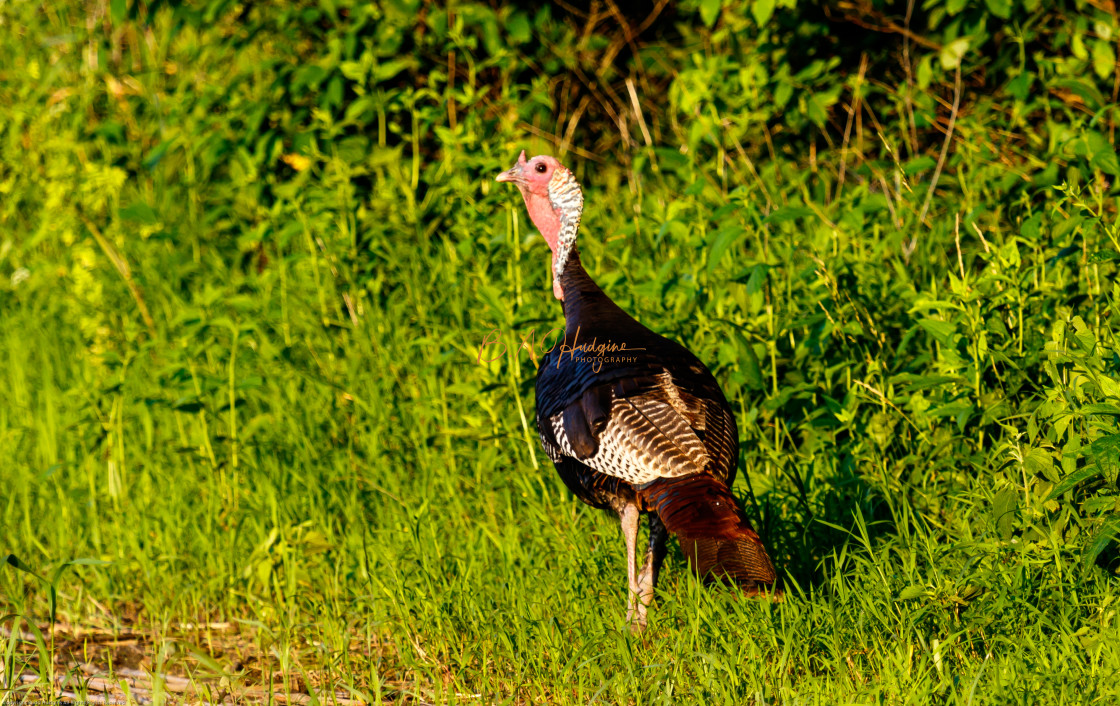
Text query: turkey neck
557 249 640 338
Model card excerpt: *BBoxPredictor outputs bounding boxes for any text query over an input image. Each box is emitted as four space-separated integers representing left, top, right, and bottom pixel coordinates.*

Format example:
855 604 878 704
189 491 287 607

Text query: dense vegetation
3 0 1120 702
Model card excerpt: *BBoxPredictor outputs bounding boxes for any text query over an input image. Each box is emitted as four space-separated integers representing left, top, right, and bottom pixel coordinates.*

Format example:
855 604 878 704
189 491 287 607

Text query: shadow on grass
741 449 899 593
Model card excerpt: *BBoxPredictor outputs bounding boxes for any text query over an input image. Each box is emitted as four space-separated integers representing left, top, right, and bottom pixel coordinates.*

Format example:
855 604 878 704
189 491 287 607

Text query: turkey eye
535 163 547 173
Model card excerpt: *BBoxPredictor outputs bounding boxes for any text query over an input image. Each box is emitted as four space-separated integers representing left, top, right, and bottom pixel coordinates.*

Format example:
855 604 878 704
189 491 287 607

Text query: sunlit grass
3 0 1120 704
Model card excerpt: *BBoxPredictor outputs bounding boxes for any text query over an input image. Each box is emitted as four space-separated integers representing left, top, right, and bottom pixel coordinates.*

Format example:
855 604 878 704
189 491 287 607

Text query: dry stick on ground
0 622 235 642
17 671 364 706
906 65 963 259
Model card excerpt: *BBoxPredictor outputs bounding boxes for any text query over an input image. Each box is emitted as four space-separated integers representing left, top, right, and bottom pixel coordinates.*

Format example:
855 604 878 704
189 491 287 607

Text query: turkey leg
636 513 667 611
619 503 645 630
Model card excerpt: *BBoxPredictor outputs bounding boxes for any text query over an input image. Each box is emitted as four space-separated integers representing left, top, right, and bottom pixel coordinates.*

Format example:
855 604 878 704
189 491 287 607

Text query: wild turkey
496 151 779 629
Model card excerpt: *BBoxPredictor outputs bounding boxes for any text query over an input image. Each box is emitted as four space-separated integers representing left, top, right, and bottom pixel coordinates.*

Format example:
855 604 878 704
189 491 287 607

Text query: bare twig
804 198 839 232
520 122 604 162
876 173 901 228
624 78 653 147
970 221 992 253
604 0 642 73
16 670 364 706
552 0 590 20
954 213 965 279
634 0 671 34
907 65 963 258
835 53 869 203
560 95 592 156
828 1 942 50
902 0 919 156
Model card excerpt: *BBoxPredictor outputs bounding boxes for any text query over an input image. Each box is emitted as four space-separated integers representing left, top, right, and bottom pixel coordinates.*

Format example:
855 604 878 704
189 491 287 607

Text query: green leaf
1093 39 1115 80
744 264 768 295
372 59 414 82
992 486 1018 540
1085 434 1120 467
507 12 532 44
1024 447 1059 483
1052 78 1104 111
110 0 127 23
1090 147 1120 177
763 205 813 224
144 142 170 170
1083 514 1120 567
1096 20 1115 42
940 38 969 70
119 201 159 224
323 75 344 109
1070 317 1097 354
917 56 933 89
707 225 745 274
984 0 1011 19
4 555 57 623
1006 72 1034 101
653 147 688 174
742 344 765 391
918 318 957 346
699 0 722 27
1082 404 1120 416
751 0 775 26
1047 465 1105 500
807 94 828 127
774 81 793 109
904 156 937 175
898 585 926 600
1073 32 1089 61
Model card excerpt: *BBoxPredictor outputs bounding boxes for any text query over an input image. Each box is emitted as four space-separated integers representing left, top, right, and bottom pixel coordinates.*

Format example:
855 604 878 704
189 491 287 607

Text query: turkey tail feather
640 475 778 592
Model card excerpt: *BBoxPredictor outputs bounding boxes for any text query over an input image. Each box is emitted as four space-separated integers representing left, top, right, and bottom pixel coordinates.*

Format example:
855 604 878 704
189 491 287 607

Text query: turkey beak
495 150 528 184
495 163 523 185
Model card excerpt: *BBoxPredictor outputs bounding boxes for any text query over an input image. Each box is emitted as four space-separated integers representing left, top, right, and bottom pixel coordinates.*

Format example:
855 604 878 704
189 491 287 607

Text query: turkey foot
623 507 668 632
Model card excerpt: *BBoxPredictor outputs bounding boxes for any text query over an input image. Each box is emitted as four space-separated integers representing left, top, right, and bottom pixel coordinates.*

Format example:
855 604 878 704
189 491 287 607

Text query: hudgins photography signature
477 326 645 373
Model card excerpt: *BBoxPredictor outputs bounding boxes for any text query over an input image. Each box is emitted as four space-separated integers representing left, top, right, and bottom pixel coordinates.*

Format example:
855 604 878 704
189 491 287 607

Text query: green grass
3 0 1120 703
